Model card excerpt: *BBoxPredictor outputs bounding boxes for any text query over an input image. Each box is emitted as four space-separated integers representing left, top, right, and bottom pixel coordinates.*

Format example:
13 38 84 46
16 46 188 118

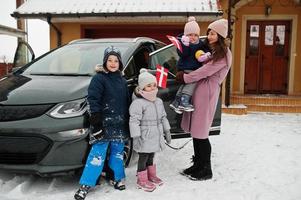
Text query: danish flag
156 64 168 88
166 35 182 53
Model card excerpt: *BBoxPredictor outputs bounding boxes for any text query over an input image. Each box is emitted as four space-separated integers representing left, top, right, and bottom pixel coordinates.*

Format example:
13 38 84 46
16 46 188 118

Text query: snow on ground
0 112 300 200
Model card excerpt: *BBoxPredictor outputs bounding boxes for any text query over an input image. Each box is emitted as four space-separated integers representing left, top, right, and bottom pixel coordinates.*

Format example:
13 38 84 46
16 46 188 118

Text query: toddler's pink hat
208 18 228 38
184 16 200 36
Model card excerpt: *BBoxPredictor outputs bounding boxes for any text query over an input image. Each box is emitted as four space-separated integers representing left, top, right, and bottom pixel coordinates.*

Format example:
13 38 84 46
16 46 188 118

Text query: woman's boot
180 156 198 177
189 138 213 181
189 162 213 181
180 138 202 177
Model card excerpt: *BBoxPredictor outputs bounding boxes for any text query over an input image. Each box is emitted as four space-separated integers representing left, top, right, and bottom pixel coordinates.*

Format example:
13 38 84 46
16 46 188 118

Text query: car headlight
48 98 87 118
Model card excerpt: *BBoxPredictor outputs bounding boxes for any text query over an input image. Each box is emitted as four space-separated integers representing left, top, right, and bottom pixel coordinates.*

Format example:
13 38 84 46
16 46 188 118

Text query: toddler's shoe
178 94 194 112
169 96 183 114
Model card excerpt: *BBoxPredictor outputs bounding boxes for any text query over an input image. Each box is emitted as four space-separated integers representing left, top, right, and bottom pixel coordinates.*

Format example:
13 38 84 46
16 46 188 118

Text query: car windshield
21 42 129 76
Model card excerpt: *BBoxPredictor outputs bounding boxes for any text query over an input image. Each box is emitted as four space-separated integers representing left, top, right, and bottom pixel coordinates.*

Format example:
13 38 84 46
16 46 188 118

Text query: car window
154 42 166 50
21 43 129 75
123 56 136 79
149 45 179 77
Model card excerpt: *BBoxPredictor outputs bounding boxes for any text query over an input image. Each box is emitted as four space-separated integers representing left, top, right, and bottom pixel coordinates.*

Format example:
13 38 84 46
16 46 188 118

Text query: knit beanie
138 68 157 90
208 18 228 38
184 16 200 36
103 46 123 70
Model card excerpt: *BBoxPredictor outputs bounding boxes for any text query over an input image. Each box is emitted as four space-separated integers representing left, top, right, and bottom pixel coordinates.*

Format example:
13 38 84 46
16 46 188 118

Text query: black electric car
0 37 221 176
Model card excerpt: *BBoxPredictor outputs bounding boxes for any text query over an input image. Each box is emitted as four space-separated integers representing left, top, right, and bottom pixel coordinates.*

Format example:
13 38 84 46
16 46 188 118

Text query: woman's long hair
205 29 230 62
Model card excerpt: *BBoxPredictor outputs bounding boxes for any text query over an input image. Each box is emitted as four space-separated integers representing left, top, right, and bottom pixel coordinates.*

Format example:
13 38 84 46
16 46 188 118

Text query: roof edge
11 11 223 20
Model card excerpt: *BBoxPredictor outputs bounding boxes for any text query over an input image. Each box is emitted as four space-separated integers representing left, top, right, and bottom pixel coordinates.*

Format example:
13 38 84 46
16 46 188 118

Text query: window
275 25 285 56
249 25 259 55
149 45 179 77
264 25 274 46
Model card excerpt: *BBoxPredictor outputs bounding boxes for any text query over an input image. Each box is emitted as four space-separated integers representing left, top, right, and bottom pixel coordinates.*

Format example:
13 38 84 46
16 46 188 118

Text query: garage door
82 24 183 44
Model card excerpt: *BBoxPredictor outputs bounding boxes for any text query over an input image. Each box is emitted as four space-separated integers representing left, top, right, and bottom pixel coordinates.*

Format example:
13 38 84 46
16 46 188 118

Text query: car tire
124 138 133 167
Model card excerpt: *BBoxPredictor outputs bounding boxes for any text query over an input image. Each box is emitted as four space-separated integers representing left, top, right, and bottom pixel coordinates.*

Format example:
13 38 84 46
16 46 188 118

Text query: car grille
0 104 54 122
0 135 52 164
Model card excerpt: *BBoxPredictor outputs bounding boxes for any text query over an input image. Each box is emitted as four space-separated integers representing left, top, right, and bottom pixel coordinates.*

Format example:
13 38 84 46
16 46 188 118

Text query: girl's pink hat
184 16 200 36
208 19 228 38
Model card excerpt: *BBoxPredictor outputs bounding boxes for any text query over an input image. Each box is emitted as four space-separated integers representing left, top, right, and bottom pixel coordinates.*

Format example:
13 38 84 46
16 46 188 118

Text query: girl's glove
181 35 190 46
164 131 171 144
197 52 212 63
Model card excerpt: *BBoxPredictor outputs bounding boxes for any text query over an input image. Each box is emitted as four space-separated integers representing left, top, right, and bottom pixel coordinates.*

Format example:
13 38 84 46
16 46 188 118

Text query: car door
149 44 222 138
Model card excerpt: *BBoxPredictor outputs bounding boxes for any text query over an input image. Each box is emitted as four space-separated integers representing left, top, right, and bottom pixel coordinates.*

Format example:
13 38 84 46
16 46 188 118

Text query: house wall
231 0 301 95
50 23 81 48
50 21 210 49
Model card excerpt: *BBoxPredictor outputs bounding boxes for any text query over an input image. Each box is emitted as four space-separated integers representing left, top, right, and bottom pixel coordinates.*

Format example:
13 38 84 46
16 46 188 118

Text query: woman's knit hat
208 18 228 38
138 68 157 90
103 46 123 70
184 16 200 36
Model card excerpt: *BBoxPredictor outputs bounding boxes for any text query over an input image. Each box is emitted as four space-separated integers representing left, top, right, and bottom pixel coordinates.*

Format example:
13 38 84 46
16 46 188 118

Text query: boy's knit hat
208 18 228 38
103 46 123 70
138 68 157 90
184 16 200 36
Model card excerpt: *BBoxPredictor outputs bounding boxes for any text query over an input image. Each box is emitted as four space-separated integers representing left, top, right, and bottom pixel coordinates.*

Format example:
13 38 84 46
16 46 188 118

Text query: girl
169 16 211 114
74 46 130 200
129 69 171 192
176 18 232 181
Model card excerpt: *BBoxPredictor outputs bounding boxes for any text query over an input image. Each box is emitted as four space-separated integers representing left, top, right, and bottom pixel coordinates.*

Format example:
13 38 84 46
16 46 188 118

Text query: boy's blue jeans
79 141 125 187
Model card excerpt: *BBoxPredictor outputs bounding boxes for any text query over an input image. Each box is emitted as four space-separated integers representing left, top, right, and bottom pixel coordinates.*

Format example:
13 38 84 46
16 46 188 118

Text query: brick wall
0 63 13 78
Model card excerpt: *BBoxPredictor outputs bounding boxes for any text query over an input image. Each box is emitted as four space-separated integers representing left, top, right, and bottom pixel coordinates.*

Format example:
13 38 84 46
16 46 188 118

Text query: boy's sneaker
110 180 126 190
74 185 90 200
169 96 183 114
178 94 194 112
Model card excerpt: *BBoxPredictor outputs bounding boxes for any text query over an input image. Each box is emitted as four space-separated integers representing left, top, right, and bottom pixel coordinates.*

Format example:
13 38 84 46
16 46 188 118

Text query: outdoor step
230 95 301 106
246 104 301 113
222 95 301 114
222 104 247 115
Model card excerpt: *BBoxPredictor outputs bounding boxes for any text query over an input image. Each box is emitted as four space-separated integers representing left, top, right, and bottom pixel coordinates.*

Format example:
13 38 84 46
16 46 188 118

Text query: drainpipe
46 16 62 47
225 0 233 107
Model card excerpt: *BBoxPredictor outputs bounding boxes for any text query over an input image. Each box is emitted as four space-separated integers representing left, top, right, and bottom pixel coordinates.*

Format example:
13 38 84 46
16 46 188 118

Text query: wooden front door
244 21 290 94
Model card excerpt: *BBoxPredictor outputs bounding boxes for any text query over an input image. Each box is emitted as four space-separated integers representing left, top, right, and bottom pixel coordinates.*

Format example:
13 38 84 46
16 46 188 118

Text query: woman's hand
175 71 185 84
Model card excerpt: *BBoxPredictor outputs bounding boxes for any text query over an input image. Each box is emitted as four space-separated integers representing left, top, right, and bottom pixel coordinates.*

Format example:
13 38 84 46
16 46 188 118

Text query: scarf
139 88 158 102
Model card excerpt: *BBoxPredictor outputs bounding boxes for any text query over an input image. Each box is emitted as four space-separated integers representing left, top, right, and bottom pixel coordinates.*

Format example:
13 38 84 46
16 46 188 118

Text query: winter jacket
87 68 130 142
129 88 171 153
181 48 232 139
176 36 210 71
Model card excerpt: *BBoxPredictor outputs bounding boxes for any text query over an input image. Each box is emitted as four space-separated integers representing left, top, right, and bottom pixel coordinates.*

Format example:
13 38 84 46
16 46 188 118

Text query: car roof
68 37 165 45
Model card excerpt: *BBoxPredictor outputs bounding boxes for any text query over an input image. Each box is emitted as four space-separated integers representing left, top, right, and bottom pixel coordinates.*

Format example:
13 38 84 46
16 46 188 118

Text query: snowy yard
0 112 300 200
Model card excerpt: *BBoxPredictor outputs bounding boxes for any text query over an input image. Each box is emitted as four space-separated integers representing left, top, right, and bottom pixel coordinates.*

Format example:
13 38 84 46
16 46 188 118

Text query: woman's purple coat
181 48 232 139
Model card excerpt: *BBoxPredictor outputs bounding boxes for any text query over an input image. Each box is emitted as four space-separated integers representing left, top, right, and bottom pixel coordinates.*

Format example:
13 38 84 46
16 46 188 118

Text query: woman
176 18 232 181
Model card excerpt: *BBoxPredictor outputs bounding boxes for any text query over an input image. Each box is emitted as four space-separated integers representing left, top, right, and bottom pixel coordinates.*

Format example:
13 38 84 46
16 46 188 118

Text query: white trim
240 15 297 95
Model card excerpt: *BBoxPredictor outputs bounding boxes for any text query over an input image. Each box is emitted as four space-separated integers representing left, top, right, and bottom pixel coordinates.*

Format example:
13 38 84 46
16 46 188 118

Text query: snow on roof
12 0 222 22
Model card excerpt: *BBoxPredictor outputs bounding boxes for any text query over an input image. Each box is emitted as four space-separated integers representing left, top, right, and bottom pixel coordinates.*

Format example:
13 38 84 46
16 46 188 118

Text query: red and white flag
166 35 182 53
156 64 168 88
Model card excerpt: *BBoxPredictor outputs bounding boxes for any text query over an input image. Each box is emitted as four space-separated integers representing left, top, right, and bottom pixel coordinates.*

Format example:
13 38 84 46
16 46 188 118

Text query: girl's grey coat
129 91 171 153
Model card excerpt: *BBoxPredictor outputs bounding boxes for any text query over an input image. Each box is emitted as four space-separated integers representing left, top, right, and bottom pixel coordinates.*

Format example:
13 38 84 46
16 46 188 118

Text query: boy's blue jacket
87 70 130 141
176 36 210 71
